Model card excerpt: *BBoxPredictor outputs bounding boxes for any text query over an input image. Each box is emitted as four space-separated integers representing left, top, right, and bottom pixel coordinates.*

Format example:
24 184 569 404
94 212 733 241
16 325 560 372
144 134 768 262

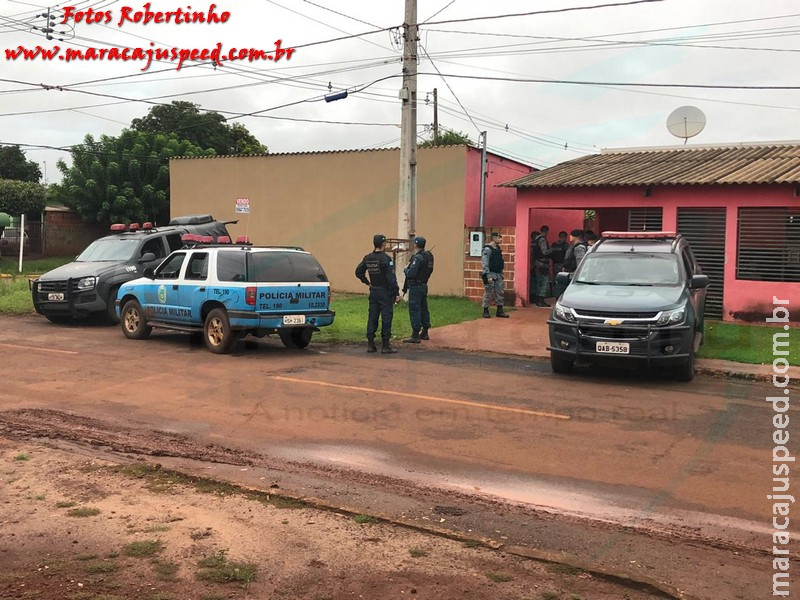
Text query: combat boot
367 339 378 353
403 331 421 344
381 339 398 354
483 307 491 319
496 307 510 318
419 329 430 340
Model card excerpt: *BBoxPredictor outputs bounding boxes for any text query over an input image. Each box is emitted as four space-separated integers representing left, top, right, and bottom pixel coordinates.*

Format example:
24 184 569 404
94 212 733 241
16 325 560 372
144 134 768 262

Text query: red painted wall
464 147 533 228
514 183 800 321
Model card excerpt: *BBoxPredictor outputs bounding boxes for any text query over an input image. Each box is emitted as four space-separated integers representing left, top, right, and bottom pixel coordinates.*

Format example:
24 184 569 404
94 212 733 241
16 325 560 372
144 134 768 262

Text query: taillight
327 288 331 307
245 286 256 306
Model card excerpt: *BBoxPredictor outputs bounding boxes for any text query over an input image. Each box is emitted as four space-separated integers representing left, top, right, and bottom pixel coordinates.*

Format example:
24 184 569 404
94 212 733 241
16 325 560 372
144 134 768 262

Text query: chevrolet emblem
605 319 623 326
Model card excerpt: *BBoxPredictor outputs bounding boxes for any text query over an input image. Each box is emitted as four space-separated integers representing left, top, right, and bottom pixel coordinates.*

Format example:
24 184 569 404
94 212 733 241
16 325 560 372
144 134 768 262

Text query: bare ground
0 434 667 600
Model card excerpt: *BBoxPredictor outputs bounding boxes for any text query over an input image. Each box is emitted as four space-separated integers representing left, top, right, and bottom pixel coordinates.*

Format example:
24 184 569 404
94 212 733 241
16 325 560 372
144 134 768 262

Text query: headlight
76 276 97 291
657 306 685 326
554 302 576 323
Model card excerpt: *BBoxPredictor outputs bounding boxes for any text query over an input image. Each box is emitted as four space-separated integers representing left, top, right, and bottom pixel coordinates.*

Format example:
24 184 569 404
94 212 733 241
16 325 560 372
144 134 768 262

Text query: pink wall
514 183 800 321
464 147 534 228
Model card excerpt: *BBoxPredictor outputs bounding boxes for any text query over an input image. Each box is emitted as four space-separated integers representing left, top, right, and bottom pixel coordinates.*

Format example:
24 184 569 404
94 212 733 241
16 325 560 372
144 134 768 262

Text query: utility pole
398 0 418 246
433 88 439 146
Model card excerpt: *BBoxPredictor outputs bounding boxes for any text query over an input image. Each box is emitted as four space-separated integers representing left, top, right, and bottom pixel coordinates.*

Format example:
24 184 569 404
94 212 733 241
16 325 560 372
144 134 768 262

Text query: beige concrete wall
169 147 468 295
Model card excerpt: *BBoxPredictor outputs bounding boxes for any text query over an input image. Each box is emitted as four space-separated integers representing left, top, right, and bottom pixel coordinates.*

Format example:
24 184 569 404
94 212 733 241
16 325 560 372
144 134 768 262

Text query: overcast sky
2 0 799 182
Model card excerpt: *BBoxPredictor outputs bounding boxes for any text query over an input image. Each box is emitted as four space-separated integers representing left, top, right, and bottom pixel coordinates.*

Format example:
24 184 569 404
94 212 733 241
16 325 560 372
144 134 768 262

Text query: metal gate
628 207 663 231
677 208 726 320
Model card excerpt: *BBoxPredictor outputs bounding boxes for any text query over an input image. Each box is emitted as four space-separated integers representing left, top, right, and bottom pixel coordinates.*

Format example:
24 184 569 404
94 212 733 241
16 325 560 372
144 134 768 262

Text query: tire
550 353 574 374
673 351 695 382
105 286 121 324
121 300 152 340
45 314 73 325
204 308 236 354
279 327 313 349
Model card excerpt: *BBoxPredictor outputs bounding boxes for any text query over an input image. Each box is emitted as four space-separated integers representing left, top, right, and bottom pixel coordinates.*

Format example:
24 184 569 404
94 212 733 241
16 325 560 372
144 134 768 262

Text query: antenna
667 106 706 145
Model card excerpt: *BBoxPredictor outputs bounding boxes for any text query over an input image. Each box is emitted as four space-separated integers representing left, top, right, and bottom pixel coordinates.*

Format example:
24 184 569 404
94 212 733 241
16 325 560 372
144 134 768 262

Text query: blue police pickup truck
116 238 335 353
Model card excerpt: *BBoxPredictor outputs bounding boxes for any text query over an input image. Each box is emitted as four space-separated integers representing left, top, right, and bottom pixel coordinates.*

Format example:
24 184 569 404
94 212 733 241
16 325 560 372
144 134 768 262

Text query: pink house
502 142 800 322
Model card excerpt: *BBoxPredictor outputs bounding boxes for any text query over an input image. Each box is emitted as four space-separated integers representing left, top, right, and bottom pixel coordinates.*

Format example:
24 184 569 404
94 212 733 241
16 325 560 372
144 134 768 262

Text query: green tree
130 101 268 155
420 129 473 148
0 145 42 182
55 130 214 224
0 179 47 214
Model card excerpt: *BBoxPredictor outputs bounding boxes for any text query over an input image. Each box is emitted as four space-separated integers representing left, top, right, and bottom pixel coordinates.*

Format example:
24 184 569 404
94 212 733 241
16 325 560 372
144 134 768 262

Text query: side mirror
690 274 709 289
143 267 155 279
139 252 156 263
555 272 572 286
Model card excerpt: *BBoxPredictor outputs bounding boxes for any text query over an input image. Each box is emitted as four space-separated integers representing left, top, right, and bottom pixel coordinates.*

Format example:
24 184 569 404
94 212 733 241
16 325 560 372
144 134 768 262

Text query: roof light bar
235 236 251 244
142 222 153 230
128 223 140 231
602 231 676 239
110 223 126 232
217 236 231 244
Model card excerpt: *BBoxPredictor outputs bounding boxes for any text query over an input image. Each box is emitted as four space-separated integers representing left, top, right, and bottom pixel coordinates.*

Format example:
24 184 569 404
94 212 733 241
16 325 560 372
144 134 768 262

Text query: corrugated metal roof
501 142 800 188
170 144 472 160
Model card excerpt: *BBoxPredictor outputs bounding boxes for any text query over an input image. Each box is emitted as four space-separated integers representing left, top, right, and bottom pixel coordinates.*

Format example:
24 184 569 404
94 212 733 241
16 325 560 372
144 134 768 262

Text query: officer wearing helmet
355 234 400 354
402 236 435 343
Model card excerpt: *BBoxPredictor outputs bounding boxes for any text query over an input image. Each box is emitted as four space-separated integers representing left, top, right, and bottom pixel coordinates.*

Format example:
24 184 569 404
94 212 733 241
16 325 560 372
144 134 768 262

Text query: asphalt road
1 314 796 599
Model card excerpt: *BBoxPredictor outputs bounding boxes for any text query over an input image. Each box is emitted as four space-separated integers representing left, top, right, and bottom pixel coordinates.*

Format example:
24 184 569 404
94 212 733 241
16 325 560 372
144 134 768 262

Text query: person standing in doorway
402 236 435 343
530 225 553 307
550 231 569 296
563 229 588 274
481 232 509 318
355 234 400 354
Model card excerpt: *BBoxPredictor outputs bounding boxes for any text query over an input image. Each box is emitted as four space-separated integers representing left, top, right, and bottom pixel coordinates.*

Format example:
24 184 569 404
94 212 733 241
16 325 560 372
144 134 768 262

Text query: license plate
596 341 629 354
283 315 305 325
47 292 64 301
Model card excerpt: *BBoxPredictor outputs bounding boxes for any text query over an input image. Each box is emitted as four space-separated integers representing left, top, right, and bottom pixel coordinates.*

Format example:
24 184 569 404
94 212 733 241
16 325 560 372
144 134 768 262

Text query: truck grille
574 309 659 319
37 280 82 294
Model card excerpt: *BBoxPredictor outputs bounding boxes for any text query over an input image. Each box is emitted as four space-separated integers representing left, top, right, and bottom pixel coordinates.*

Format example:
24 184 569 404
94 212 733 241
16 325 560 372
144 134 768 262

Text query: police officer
563 229 588 274
481 232 509 318
530 225 553 308
402 236 435 343
355 234 400 354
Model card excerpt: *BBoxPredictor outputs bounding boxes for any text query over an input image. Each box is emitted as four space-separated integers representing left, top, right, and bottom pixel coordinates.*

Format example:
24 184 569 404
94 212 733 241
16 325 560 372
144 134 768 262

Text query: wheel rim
207 317 225 346
124 309 139 333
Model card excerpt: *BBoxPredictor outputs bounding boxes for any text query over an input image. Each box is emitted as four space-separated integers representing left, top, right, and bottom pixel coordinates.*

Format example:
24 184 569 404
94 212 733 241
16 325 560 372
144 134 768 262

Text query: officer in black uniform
402 236 435 343
355 234 400 354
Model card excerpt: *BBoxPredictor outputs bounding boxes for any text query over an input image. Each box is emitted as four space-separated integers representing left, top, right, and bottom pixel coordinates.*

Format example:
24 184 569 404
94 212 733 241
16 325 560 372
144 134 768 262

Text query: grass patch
353 514 378 524
13 452 29 461
84 561 120 574
485 572 513 583
541 593 560 600
122 539 164 557
547 563 584 576
699 321 799 365
463 539 482 548
142 525 171 533
56 500 77 508
315 293 482 343
266 495 304 509
408 547 428 558
196 550 257 585
67 507 101 517
151 559 180 581
0 255 74 276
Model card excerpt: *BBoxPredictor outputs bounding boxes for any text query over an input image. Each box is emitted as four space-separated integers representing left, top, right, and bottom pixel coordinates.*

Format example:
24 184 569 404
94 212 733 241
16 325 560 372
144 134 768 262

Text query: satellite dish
667 106 706 144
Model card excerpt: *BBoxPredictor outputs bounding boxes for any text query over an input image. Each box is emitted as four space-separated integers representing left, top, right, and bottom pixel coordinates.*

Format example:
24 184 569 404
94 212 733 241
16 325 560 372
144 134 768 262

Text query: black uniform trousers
407 284 430 333
367 286 394 341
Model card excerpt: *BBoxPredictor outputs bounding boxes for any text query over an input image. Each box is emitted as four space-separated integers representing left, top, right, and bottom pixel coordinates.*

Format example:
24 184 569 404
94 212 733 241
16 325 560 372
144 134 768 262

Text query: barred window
737 208 800 282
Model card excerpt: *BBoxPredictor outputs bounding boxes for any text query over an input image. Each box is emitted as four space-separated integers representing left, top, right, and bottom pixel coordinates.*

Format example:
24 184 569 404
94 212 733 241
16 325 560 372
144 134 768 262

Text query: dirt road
0 315 794 598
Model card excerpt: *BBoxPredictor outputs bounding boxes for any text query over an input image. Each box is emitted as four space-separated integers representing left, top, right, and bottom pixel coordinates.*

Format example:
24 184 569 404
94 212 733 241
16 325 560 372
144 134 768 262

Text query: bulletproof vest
365 252 390 287
416 250 434 283
486 245 504 273
565 242 587 272
532 235 547 260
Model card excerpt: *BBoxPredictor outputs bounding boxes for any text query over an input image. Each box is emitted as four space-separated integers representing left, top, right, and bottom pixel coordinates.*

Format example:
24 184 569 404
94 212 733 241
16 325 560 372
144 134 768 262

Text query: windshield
76 238 139 262
575 254 681 286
